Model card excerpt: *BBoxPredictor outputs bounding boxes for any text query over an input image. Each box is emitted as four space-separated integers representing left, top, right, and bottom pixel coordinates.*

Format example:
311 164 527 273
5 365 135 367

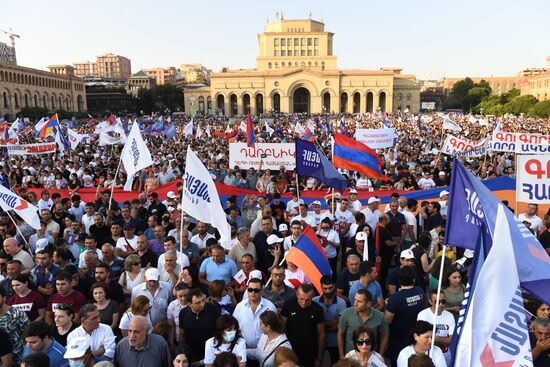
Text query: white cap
464 249 475 259
349 189 358 194
247 270 263 285
64 336 90 359
439 171 446 176
310 200 321 207
400 249 415 260
36 238 50 252
266 234 284 245
167 191 177 199
355 232 368 241
439 190 450 199
368 197 381 204
278 223 288 232
145 268 160 281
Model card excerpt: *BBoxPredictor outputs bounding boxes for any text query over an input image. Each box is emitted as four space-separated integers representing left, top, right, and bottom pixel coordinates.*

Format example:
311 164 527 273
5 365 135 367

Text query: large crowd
0 111 549 367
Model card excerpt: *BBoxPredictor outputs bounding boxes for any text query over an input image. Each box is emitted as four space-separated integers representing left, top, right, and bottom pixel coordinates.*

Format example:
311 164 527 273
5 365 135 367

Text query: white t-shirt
203 337 247 364
284 268 310 289
402 210 417 242
290 213 315 227
119 311 153 332
167 300 187 342
361 207 381 233
158 251 190 270
285 199 304 215
78 248 103 268
115 236 138 252
316 228 340 259
396 345 446 367
81 213 95 235
335 209 354 237
418 178 436 190
356 177 372 189
417 308 456 365
517 213 543 233
191 233 215 249
283 235 301 252
349 199 363 213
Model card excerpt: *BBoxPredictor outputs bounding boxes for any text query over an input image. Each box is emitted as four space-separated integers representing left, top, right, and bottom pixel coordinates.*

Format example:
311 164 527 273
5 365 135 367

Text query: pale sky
3 0 550 80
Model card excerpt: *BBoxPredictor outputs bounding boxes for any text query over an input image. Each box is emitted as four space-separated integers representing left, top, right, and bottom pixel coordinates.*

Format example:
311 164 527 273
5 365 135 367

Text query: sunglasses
247 288 261 293
133 262 141 266
54 303 73 311
356 338 372 346
436 299 446 304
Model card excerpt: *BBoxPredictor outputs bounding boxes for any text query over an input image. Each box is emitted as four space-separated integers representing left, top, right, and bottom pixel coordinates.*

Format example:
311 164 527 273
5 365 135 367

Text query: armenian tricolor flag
302 128 314 142
285 226 331 294
333 132 385 178
226 129 238 143
246 111 255 147
37 114 60 139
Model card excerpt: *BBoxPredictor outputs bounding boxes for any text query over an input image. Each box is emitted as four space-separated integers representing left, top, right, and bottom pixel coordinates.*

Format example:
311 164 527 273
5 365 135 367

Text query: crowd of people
0 111 549 367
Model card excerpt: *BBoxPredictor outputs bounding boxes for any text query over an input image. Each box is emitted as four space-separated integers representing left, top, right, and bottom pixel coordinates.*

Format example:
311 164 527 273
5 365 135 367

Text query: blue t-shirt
199 256 238 284
349 280 383 304
22 340 69 367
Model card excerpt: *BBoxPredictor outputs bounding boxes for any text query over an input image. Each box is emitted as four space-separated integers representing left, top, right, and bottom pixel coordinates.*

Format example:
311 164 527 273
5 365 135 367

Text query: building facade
127 70 156 97
143 67 177 85
73 53 132 80
0 42 17 65
183 18 420 115
178 64 211 85
0 63 86 119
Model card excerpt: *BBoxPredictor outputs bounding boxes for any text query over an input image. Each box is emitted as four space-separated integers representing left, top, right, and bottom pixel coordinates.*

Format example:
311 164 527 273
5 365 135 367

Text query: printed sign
516 154 550 203
490 131 550 153
6 143 56 156
442 135 488 157
354 128 396 149
229 143 295 169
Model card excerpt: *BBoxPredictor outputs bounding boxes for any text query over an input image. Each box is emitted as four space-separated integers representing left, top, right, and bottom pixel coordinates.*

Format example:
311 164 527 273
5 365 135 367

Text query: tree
446 78 492 112
529 100 550 118
503 95 538 115
137 84 184 114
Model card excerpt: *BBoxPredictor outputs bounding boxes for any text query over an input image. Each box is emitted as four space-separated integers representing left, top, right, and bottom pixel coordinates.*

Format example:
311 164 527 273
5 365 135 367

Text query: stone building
0 63 86 119
73 53 132 80
183 18 420 115
127 70 156 97
143 67 177 85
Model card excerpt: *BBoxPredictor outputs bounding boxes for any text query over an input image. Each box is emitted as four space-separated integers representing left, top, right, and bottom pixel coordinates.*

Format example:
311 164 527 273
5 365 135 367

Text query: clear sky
3 0 550 80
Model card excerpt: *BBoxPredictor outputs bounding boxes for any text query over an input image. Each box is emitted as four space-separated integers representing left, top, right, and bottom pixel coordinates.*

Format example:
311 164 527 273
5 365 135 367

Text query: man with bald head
3 237 34 270
114 316 171 367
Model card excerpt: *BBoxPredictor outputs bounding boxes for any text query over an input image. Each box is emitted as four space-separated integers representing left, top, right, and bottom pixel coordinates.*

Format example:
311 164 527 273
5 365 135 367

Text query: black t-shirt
530 331 550 367
387 266 426 292
89 224 111 245
378 226 395 257
148 202 167 220
538 231 550 250
253 230 282 275
50 322 79 347
386 287 427 349
424 213 443 232
0 329 12 357
387 211 406 237
336 269 360 300
270 202 287 222
179 303 220 359
281 297 324 361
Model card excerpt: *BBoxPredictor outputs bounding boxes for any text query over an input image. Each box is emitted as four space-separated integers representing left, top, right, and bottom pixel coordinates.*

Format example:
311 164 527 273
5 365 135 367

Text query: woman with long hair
441 265 465 317
119 295 153 337
204 315 247 367
248 311 291 367
8 273 45 321
90 282 119 331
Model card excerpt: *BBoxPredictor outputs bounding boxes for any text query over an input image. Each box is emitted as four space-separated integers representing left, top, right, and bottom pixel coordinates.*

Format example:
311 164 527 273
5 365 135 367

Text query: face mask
167 206 175 213
224 330 237 342
69 360 86 367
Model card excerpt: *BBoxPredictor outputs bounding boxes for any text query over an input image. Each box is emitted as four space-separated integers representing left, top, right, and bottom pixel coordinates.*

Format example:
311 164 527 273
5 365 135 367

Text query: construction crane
0 28 20 47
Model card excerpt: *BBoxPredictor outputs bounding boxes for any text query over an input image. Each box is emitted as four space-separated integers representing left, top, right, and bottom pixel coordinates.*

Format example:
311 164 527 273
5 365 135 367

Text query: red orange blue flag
38 114 60 139
302 128 314 142
285 226 331 294
246 111 255 147
333 132 385 178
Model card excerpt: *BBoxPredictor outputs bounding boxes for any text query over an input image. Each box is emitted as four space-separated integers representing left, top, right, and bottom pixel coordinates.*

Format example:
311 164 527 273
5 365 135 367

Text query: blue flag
446 157 550 305
295 139 348 192
164 122 176 140
150 117 164 133
325 115 332 134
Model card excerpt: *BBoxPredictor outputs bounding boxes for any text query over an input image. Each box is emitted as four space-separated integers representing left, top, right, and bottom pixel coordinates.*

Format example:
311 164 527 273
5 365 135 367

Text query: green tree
137 84 184 114
503 95 538 115
447 77 475 110
529 100 550 118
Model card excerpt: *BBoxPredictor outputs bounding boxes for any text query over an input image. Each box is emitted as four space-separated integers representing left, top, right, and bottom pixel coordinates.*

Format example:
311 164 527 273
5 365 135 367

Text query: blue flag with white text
445 157 550 305
296 139 348 192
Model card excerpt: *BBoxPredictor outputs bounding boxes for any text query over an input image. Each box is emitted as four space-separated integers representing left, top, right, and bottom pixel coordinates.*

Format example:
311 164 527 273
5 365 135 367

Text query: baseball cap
278 223 288 232
266 234 284 245
349 189 358 194
400 249 415 260
356 232 368 241
166 191 177 199
36 238 50 252
367 197 381 205
439 171 446 176
464 249 474 259
145 268 160 281
247 270 263 285
439 190 450 199
64 336 90 359
310 200 321 207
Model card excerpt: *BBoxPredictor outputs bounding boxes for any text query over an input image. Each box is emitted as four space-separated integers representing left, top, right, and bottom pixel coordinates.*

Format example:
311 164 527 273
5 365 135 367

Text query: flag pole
264 255 287 287
514 152 519 214
5 210 30 249
109 157 122 210
295 173 301 203
430 244 447 356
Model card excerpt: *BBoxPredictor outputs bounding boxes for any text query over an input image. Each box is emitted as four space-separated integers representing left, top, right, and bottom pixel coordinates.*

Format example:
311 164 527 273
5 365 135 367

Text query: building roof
132 70 149 77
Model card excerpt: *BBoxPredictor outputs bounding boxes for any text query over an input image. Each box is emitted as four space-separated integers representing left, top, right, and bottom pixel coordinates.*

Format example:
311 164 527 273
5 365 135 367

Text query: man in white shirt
283 221 302 252
285 191 304 218
81 202 96 236
417 171 436 190
232 277 277 348
361 197 381 233
402 198 418 250
334 198 354 238
309 201 324 229
348 189 363 213
316 218 340 274
158 236 190 270
417 291 456 366
439 190 450 217
68 194 87 223
191 221 215 250
290 204 315 228
131 268 173 325
518 203 543 234
67 304 116 360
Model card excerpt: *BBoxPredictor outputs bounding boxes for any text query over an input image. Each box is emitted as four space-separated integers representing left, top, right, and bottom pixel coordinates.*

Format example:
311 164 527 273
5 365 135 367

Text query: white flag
265 120 274 135
120 121 153 178
182 148 231 248
0 185 40 229
454 205 533 367
184 117 194 136
205 125 211 137
34 117 47 133
239 120 247 132
443 116 462 132
67 128 85 149
195 124 203 138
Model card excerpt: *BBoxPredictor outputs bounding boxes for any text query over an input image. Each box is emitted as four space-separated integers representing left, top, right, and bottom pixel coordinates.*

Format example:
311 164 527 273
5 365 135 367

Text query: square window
307 38 312 46
307 50 312 56
274 38 279 46
301 50 305 56
281 50 286 56
294 38 299 46
314 38 319 46
281 38 286 46
274 50 279 56
314 50 319 56
301 38 305 46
